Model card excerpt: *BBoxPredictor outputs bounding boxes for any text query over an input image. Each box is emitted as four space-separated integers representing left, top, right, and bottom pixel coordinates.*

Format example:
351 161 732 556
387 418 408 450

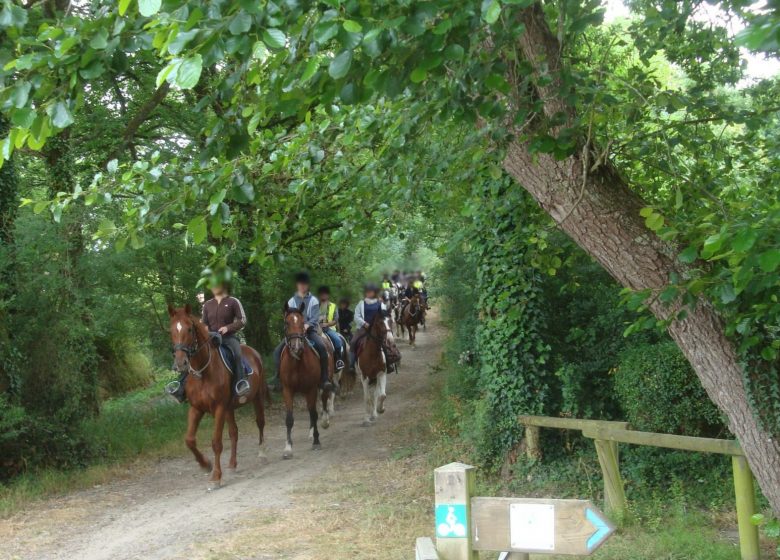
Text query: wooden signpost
428 463 615 560
472 497 615 556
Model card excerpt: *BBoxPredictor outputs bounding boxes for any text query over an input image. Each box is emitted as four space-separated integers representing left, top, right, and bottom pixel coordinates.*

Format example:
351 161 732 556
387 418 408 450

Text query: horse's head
369 308 394 345
283 301 307 359
167 304 201 374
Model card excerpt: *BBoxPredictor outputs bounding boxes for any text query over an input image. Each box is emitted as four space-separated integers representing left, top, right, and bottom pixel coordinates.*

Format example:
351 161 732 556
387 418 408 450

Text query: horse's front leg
376 371 387 415
307 391 321 450
226 409 238 470
283 388 294 459
208 406 226 490
361 376 375 427
185 406 211 472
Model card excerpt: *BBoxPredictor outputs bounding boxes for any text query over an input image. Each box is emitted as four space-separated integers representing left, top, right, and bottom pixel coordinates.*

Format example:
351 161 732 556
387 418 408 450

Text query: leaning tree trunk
500 3 780 512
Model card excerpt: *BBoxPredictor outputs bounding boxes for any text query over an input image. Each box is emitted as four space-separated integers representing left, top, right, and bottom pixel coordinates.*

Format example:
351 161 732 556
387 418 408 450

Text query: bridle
367 315 390 347
172 320 212 377
283 312 307 360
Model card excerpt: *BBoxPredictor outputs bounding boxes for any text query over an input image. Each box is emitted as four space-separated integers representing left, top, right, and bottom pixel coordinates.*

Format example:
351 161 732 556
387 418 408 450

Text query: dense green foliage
2 0 780 522
615 342 725 437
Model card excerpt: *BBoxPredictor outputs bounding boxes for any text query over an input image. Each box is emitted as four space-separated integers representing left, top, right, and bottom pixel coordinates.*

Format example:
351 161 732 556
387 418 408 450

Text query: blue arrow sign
585 507 612 551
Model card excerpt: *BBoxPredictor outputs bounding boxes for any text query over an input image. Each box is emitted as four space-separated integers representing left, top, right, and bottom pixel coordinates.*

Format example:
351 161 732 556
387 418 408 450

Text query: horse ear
167 304 175 317
299 301 306 313
184 303 192 315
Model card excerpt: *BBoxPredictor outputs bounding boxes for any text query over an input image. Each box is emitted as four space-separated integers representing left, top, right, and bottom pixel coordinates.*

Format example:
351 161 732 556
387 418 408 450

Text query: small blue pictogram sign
435 504 468 538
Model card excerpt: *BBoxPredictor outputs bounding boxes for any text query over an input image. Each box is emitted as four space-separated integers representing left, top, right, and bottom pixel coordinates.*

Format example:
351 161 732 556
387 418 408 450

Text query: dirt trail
2 313 443 560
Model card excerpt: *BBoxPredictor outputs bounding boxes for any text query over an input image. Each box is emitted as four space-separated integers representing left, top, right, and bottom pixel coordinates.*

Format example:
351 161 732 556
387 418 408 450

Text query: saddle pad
218 346 254 376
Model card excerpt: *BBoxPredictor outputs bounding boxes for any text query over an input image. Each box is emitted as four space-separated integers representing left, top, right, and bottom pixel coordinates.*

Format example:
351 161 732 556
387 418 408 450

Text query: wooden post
525 425 542 460
593 439 626 518
434 462 478 560
732 455 760 560
416 537 441 560
498 553 530 560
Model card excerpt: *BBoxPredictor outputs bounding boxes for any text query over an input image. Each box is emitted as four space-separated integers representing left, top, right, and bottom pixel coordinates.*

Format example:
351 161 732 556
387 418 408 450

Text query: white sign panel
509 502 555 551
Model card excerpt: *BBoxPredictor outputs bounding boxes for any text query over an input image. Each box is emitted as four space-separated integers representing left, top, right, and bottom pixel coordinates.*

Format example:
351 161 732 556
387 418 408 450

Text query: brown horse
168 305 268 490
356 311 395 426
278 303 334 459
399 294 424 347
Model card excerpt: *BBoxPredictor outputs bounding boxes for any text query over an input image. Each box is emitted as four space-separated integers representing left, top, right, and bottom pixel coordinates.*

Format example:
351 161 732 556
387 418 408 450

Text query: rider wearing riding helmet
273 272 336 393
350 283 388 366
317 285 345 370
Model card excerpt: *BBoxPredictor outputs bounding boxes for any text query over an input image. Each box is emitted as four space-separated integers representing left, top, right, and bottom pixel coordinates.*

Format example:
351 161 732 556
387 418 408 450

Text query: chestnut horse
356 311 395 427
168 305 268 490
278 303 335 459
399 294 424 347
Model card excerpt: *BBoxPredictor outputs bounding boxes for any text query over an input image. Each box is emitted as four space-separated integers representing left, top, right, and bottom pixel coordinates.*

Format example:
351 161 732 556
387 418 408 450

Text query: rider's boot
320 366 335 393
165 371 188 403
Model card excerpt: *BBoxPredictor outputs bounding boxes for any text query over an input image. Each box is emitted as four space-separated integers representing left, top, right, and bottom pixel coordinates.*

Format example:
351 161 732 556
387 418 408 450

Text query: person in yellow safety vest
381 274 392 291
317 285 345 370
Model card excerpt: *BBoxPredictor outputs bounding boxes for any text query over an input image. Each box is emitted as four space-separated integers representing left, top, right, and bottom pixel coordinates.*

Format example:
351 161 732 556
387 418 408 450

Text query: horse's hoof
227 465 237 470
361 420 373 427
312 443 322 451
378 395 386 414
321 418 330 430
200 462 212 473
207 480 222 492
283 451 293 460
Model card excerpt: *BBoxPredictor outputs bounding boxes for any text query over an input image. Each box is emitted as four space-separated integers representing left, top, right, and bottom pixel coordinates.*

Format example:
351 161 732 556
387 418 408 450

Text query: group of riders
165 270 429 403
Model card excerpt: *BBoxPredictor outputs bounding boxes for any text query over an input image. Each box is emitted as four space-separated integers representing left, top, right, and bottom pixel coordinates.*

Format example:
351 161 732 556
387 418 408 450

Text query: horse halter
283 312 307 360
172 321 212 377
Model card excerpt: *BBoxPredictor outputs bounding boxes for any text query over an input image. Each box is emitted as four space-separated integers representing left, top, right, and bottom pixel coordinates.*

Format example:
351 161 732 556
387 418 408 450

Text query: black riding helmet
294 271 311 285
364 282 379 296
317 285 330 296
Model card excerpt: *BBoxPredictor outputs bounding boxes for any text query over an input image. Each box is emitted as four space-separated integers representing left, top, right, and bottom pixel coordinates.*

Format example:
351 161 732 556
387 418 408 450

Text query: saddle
209 333 253 376
218 346 254 376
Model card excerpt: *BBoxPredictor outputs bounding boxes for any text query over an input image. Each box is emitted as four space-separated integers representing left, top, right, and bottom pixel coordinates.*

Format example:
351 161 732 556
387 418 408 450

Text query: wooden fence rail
517 415 760 560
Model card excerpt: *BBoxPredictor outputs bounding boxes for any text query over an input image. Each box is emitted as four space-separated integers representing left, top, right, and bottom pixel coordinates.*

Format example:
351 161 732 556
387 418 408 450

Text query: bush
615 342 725 437
94 336 153 398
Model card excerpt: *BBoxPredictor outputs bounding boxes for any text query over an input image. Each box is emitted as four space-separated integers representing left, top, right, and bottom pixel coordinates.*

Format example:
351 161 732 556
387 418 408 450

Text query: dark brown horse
168 305 268 490
278 303 335 459
399 294 424 347
356 311 395 426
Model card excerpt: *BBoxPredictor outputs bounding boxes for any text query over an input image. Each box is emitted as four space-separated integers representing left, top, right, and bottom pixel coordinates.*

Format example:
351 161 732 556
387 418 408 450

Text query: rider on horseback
317 285 346 370
351 283 396 373
166 278 249 401
338 297 354 338
273 272 336 393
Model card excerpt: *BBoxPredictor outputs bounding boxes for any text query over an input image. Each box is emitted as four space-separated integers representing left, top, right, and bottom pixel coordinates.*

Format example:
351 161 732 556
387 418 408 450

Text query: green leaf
10 81 31 109
175 55 202 89
89 29 109 50
138 0 161 18
482 0 501 24
343 20 362 33
410 67 427 83
262 28 287 49
732 229 757 253
156 60 180 87
119 0 132 16
758 249 780 273
444 43 464 61
328 50 352 79
313 21 339 43
188 216 208 244
107 159 118 173
678 246 698 264
11 108 35 128
50 102 74 129
229 12 252 35
301 57 319 83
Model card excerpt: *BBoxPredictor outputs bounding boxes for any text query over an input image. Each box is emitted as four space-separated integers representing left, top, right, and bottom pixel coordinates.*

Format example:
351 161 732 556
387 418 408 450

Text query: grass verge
0 374 202 517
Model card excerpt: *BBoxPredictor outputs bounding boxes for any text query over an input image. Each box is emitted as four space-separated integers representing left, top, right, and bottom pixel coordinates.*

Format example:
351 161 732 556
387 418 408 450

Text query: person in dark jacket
337 297 354 338
166 282 249 402
201 283 249 397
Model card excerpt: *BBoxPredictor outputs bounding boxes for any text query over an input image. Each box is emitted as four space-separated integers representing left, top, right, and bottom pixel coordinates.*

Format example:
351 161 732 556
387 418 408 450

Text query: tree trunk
501 2 780 512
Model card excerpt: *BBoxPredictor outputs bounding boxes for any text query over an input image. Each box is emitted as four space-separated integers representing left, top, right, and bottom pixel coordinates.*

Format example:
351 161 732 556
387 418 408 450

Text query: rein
173 322 213 378
283 312 308 360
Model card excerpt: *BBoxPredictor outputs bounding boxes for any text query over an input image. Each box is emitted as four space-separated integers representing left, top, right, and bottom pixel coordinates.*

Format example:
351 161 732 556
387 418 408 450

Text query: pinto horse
168 305 268 490
399 294 424 347
356 311 395 426
278 303 335 459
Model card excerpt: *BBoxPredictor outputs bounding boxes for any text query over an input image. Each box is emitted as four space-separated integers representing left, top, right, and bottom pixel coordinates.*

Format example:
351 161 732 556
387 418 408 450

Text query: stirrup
165 381 186 403
235 378 251 397
336 359 345 370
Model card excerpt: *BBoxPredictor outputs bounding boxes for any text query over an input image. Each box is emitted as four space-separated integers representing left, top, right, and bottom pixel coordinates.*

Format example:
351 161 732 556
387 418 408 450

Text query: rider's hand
218 326 229 335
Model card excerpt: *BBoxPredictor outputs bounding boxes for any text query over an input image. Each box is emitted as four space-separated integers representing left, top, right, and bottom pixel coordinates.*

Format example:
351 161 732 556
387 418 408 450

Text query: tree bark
502 3 780 512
